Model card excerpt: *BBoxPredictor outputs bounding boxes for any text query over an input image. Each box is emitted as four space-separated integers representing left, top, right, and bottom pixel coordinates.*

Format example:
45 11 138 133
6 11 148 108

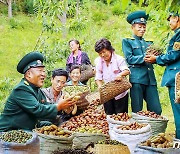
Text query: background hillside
0 0 178 133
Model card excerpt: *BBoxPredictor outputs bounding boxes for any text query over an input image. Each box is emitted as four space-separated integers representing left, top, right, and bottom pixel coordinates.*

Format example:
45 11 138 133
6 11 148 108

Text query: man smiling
0 52 75 131
122 11 162 115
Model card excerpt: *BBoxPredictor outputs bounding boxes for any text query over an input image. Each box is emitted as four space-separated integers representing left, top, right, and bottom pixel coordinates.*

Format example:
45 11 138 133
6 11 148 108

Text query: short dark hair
94 38 115 53
69 65 81 73
52 68 68 80
69 39 81 50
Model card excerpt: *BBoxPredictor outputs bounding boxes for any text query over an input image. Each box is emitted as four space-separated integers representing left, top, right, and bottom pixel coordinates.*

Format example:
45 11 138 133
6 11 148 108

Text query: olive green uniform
0 78 58 131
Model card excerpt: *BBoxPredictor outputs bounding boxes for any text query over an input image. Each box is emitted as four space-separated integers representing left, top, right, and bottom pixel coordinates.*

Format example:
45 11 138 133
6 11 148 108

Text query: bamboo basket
62 85 90 110
175 72 180 103
99 77 132 104
85 91 100 103
91 144 130 154
80 65 95 82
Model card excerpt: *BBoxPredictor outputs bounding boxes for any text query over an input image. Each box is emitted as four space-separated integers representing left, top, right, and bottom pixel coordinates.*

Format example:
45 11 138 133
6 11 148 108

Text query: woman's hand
115 69 130 81
115 75 123 81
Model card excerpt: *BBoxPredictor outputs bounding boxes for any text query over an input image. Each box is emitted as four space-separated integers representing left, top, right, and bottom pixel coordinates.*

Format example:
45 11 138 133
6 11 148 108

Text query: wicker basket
85 91 100 104
100 77 132 104
90 144 130 154
175 72 180 103
62 85 90 110
80 65 95 82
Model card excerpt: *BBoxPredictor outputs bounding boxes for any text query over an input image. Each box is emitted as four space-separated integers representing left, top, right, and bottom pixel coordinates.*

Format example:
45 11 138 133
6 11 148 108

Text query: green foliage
9 18 19 29
24 0 34 14
111 2 123 16
91 10 109 22
0 78 17 112
69 17 87 32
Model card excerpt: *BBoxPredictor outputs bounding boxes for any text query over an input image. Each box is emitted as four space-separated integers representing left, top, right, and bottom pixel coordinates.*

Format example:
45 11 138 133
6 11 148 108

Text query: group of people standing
0 10 179 139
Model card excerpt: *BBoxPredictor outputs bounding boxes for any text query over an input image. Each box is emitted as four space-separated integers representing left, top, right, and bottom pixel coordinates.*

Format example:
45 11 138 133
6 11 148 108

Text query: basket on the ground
175 72 180 103
80 64 95 82
99 77 132 104
63 85 90 110
90 144 130 154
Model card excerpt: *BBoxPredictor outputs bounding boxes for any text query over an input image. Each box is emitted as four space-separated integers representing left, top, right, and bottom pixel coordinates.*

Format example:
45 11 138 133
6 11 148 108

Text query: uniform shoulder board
173 42 180 51
146 40 153 43
24 80 29 85
126 37 135 40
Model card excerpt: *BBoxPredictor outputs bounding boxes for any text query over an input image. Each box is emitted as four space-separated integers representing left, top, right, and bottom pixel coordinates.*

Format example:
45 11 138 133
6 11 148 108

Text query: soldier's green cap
127 11 149 25
17 51 45 74
167 12 179 21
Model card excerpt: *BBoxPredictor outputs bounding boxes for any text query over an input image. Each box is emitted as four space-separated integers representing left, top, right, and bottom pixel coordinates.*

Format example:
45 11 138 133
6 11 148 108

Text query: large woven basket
80 65 95 82
175 72 180 103
62 85 90 110
90 144 130 154
85 91 100 104
100 77 132 104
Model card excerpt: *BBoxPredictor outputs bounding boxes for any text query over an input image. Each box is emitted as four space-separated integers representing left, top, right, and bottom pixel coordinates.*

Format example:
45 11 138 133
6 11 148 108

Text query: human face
51 76 67 93
132 23 146 37
27 67 46 87
69 41 79 53
98 49 112 62
169 16 179 30
70 68 81 82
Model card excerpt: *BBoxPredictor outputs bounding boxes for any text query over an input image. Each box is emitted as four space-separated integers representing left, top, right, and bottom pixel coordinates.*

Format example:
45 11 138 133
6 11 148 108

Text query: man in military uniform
122 11 162 114
0 52 75 131
145 12 180 138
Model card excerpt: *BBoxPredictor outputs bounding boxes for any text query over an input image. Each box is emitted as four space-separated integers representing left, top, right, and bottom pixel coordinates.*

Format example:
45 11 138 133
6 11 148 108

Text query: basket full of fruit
63 85 90 111
99 77 132 104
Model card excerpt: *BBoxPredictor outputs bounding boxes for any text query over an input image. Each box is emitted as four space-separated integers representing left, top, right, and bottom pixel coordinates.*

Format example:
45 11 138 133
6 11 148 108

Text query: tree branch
0 0 8 5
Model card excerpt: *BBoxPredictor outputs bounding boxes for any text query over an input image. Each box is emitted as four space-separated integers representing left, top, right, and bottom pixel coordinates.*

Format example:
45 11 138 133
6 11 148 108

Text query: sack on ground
132 112 168 136
36 131 73 154
72 132 108 149
0 131 40 154
109 124 151 153
106 115 135 130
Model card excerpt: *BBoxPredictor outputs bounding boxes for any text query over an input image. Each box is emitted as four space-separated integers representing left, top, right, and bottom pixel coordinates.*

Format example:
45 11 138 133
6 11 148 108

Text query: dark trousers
103 93 128 115
130 83 162 115
168 86 180 139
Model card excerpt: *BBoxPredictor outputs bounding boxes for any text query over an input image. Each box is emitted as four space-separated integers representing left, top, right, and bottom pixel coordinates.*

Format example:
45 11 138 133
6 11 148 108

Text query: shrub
111 3 123 16
92 10 109 22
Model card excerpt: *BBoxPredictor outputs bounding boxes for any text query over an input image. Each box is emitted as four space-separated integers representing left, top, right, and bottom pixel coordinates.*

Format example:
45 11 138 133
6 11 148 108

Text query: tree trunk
7 0 12 18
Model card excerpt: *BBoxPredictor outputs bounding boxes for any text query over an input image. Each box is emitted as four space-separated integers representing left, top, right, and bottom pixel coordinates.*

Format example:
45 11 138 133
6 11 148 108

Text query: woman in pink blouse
94 38 130 115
